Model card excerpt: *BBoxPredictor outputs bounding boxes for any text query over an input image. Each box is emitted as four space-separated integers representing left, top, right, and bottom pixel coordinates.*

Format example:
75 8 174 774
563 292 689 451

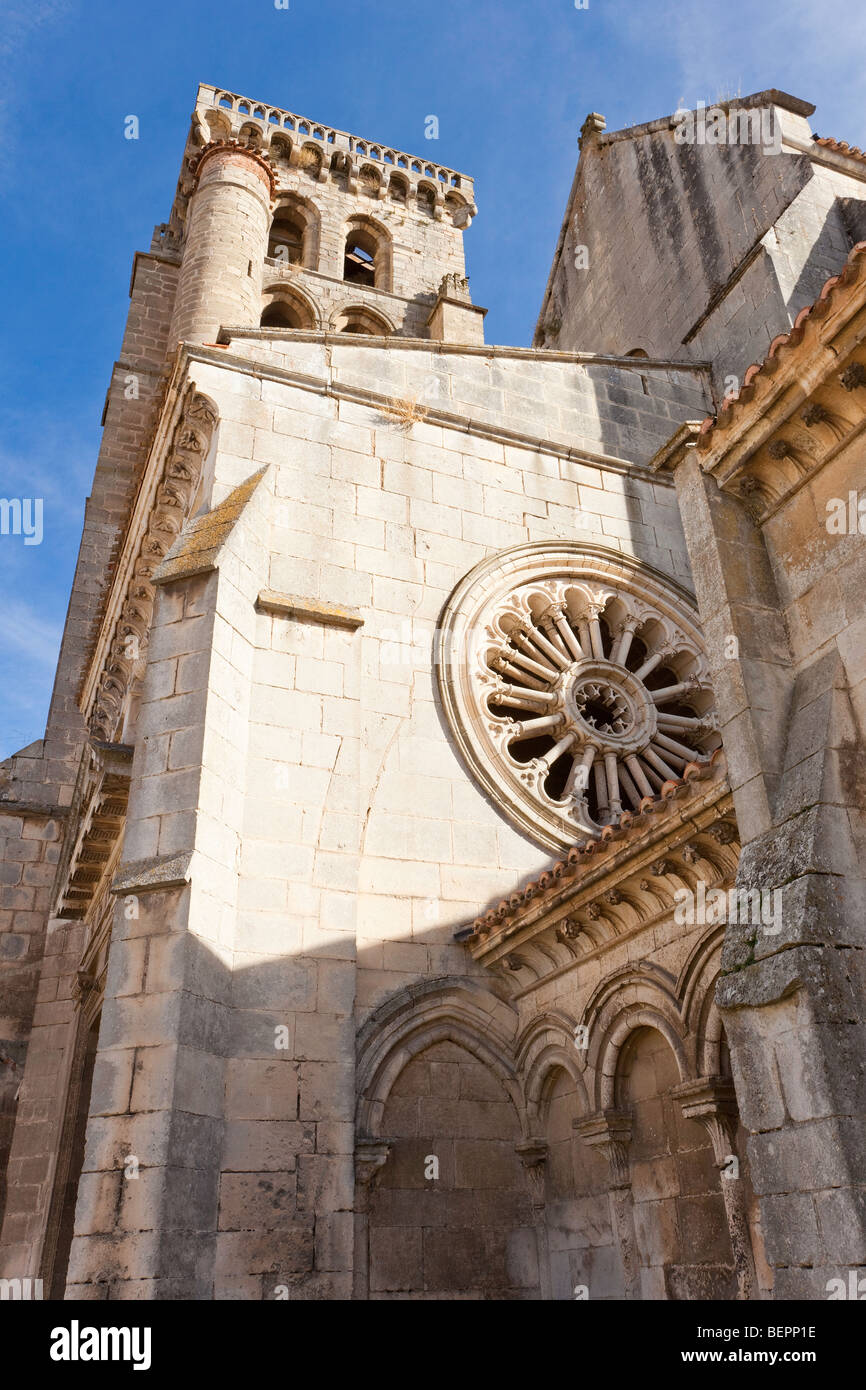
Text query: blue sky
2 0 866 759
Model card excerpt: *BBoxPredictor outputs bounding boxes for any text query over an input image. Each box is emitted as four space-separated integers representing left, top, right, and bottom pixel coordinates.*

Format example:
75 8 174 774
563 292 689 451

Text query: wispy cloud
0 1 72 58
664 0 866 142
0 2 74 170
0 599 62 759
0 599 61 669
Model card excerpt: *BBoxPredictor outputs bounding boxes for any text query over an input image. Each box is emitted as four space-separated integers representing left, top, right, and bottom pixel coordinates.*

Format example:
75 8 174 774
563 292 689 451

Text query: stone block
218 1172 298 1232
369 1226 423 1292
222 1120 314 1172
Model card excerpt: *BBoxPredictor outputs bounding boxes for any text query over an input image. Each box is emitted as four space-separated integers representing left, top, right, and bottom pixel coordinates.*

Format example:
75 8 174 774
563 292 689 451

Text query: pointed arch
356 977 523 1139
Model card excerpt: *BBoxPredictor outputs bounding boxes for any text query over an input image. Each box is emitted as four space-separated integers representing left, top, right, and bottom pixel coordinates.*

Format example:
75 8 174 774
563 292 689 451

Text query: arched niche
367 1037 539 1299
615 1025 736 1299
332 304 393 336
260 286 318 330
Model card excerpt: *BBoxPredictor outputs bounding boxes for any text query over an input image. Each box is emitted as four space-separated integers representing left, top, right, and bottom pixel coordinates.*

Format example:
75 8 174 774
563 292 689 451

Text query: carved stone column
516 1137 551 1300
574 1110 640 1299
353 1139 392 1301
674 1077 756 1301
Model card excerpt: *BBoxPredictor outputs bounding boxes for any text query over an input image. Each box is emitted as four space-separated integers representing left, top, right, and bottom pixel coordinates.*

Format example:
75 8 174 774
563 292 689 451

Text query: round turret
169 142 275 345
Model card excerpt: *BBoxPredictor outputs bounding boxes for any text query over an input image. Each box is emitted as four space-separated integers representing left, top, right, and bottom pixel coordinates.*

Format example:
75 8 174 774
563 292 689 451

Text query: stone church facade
0 84 863 1300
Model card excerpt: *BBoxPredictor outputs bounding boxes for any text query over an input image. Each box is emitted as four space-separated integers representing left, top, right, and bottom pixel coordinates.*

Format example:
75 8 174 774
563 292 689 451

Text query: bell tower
168 83 486 344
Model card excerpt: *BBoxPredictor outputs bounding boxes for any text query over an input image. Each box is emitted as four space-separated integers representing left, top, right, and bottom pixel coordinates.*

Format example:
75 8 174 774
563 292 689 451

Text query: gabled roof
534 90 818 348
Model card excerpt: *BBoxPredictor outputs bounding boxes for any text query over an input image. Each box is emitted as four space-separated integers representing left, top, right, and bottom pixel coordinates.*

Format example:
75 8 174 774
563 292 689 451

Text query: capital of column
354 1138 393 1189
574 1109 633 1188
672 1076 738 1165
516 1137 548 1169
516 1137 549 1212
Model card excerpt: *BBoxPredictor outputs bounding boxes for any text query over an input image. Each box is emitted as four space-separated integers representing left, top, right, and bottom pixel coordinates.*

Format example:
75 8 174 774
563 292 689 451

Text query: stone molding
88 388 219 743
461 761 734 979
653 243 866 523
110 850 194 896
53 742 133 921
256 590 364 630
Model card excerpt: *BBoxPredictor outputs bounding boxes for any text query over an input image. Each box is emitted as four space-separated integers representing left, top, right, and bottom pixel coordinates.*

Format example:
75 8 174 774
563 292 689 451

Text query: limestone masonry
0 83 864 1300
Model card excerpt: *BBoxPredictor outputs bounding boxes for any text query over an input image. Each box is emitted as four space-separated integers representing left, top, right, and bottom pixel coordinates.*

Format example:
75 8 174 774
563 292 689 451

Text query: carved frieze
89 389 218 742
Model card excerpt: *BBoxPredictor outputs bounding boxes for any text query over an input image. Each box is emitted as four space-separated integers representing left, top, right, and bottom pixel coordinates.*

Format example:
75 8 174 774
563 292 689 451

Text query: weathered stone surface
4 80 866 1306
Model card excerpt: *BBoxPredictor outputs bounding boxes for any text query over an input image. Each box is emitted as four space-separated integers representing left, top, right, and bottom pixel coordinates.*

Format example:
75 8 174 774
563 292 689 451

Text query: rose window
438 543 719 852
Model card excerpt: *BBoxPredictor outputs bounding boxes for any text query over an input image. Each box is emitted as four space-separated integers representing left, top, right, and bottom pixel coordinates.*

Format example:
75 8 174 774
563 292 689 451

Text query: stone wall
659 259 866 1295
539 94 866 397
368 1039 537 1299
41 330 726 1298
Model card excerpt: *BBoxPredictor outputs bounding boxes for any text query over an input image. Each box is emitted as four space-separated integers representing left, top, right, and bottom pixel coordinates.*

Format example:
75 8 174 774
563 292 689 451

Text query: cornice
458 750 735 996
53 741 133 921
685 243 866 521
189 139 277 199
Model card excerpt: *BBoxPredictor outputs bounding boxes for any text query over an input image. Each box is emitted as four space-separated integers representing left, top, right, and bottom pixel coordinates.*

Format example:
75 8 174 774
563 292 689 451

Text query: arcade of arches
357 972 762 1301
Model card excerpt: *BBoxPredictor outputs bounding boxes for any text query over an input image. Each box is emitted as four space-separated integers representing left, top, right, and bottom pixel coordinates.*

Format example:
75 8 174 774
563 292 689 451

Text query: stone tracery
439 543 720 850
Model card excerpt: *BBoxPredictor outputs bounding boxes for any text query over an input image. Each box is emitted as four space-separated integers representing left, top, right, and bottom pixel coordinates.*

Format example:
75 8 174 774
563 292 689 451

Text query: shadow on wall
38 895 755 1303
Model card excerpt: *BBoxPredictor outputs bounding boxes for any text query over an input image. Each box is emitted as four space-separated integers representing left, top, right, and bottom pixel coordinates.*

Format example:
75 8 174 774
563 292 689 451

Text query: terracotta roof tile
696 242 866 449
812 134 866 165
456 748 726 942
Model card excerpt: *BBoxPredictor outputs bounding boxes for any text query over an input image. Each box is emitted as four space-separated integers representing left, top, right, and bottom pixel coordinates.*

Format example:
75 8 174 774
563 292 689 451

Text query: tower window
266 196 320 271
342 219 391 292
268 208 305 265
344 240 375 287
260 292 316 330
334 306 392 335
